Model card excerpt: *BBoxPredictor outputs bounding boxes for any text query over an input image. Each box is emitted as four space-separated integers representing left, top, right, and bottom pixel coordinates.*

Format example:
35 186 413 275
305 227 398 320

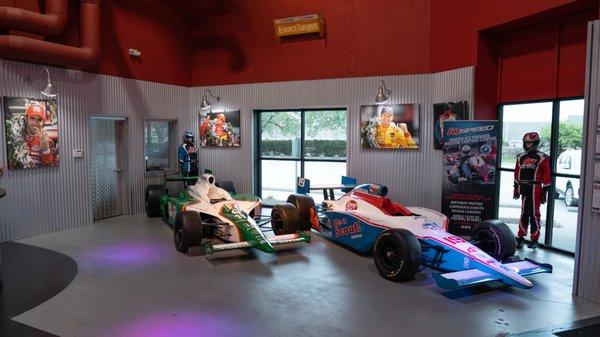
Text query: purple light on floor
106 311 250 337
84 240 169 268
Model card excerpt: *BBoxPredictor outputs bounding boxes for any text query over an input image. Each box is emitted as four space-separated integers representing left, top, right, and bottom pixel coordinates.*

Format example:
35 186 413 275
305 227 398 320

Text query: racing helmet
480 144 491 156
461 145 472 158
183 131 194 142
522 132 540 153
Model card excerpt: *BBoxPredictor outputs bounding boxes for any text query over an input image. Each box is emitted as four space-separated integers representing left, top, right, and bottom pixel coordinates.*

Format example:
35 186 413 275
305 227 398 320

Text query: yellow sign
273 14 325 39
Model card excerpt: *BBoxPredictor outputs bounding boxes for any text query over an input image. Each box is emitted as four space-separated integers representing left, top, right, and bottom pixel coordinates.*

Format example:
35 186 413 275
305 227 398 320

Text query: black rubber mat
554 322 600 336
0 241 78 337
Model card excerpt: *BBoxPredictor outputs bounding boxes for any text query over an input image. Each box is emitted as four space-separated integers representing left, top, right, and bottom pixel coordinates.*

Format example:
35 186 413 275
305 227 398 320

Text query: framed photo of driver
360 104 420 149
3 97 59 170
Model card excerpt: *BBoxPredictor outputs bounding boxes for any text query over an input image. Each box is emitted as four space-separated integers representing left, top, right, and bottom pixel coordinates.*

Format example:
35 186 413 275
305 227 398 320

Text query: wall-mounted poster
433 101 468 150
199 110 241 147
4 97 59 170
360 104 419 149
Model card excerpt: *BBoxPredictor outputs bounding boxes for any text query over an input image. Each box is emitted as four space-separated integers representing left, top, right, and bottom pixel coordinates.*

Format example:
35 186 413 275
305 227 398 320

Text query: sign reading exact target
273 14 325 38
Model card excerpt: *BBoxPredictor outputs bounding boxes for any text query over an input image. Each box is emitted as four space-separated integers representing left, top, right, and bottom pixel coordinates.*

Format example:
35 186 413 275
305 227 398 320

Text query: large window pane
498 171 547 240
556 100 584 176
304 110 347 159
304 161 347 203
260 111 301 158
552 177 579 252
260 160 301 206
144 120 176 171
501 102 552 169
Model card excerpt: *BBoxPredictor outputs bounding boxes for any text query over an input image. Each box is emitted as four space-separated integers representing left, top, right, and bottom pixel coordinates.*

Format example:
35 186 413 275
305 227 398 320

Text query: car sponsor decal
345 200 358 211
422 223 441 230
332 217 361 238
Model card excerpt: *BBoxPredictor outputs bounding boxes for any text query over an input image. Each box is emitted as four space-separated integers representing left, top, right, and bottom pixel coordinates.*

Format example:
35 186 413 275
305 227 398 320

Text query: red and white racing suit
513 151 551 241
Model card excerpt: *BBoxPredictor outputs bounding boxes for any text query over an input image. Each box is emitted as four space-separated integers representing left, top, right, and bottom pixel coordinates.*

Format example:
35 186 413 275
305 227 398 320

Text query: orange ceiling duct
0 0 101 69
0 0 68 36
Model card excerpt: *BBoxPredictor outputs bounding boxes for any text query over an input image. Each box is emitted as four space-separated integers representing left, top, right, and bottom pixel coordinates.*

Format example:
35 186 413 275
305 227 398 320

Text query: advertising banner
442 120 498 235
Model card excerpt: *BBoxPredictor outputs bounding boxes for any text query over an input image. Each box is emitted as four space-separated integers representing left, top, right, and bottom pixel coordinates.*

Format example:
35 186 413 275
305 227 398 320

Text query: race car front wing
432 258 553 289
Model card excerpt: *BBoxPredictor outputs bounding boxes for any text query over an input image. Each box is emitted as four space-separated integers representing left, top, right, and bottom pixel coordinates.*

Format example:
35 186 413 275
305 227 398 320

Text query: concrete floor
10 214 600 337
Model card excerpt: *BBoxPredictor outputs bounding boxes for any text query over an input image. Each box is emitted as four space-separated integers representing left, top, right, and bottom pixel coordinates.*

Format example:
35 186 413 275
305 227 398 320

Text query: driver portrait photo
4 97 59 170
199 110 241 147
360 104 420 149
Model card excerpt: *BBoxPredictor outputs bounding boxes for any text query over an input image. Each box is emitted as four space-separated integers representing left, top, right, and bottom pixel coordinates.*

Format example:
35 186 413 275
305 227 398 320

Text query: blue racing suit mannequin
178 131 199 186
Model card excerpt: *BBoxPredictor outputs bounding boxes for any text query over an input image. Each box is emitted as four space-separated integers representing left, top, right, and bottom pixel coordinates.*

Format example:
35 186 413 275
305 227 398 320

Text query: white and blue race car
273 177 552 289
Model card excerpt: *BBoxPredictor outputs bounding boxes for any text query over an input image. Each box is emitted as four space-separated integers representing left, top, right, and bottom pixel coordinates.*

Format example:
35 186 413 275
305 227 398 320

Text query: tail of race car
295 176 357 195
432 258 552 289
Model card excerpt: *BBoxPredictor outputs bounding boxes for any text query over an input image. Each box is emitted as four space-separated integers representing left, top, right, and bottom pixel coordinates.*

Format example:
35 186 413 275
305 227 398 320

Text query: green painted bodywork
160 192 195 225
220 203 274 253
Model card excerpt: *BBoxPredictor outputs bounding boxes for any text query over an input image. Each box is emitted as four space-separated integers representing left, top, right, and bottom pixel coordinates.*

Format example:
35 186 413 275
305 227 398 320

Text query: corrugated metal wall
192 67 474 210
0 59 472 242
0 59 191 241
574 21 600 304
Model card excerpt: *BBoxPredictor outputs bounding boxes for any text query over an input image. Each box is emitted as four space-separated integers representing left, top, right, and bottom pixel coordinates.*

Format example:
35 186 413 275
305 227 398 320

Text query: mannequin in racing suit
178 131 199 187
513 132 551 249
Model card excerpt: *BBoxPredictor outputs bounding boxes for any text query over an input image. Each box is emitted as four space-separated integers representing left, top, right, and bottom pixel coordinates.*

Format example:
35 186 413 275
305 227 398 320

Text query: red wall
498 9 596 102
1 0 192 86
429 0 585 73
190 0 431 86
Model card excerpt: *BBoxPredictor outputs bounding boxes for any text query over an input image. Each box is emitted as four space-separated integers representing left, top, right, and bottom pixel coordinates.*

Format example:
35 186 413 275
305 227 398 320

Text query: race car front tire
373 229 422 282
174 211 203 254
271 203 302 235
145 184 166 217
470 220 516 262
286 194 315 231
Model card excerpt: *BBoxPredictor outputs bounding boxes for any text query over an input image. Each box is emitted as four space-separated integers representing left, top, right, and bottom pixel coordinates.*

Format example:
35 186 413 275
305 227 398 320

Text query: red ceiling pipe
0 0 101 69
0 0 68 36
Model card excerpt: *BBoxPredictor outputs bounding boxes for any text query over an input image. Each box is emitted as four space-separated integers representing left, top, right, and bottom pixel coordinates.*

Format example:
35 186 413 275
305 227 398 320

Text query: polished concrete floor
7 214 600 337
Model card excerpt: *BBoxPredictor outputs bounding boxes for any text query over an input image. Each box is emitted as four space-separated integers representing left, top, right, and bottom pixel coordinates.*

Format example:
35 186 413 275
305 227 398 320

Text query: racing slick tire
145 184 166 217
470 220 516 262
174 211 204 254
373 229 422 282
271 203 302 235
286 194 315 231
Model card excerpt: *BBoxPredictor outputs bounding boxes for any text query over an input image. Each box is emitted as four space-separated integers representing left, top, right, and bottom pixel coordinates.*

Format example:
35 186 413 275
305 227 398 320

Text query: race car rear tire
271 203 302 235
373 229 422 282
470 220 516 262
174 211 203 254
146 185 166 217
286 194 315 231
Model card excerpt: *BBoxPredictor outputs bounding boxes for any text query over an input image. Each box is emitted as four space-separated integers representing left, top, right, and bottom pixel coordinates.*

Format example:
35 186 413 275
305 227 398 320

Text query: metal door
90 117 128 220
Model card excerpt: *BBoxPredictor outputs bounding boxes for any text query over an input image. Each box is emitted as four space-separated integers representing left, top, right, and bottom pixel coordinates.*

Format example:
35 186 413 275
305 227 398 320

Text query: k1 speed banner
442 120 499 236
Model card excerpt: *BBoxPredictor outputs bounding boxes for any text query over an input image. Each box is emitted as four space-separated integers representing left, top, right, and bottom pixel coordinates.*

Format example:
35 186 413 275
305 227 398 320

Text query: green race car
145 174 311 255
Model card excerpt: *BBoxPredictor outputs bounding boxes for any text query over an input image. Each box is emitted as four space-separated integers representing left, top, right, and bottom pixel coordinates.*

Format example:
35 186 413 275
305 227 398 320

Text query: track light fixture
40 67 58 98
199 89 221 111
375 79 391 104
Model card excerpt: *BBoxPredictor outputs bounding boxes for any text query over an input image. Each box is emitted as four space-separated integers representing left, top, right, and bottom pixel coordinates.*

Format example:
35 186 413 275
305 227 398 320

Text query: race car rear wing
432 258 552 289
296 176 357 200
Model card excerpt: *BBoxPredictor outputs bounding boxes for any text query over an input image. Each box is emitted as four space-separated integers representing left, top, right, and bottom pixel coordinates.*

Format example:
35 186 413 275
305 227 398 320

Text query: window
256 109 347 206
144 119 177 172
497 98 584 253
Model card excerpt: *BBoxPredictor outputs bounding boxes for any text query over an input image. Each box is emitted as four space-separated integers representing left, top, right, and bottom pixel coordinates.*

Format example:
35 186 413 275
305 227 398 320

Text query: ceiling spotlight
375 79 391 104
40 67 58 98
199 89 221 111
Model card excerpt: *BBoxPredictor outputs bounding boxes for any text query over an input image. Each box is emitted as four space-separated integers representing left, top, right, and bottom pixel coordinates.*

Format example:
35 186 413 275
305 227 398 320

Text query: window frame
143 118 178 176
496 96 583 254
254 108 348 204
